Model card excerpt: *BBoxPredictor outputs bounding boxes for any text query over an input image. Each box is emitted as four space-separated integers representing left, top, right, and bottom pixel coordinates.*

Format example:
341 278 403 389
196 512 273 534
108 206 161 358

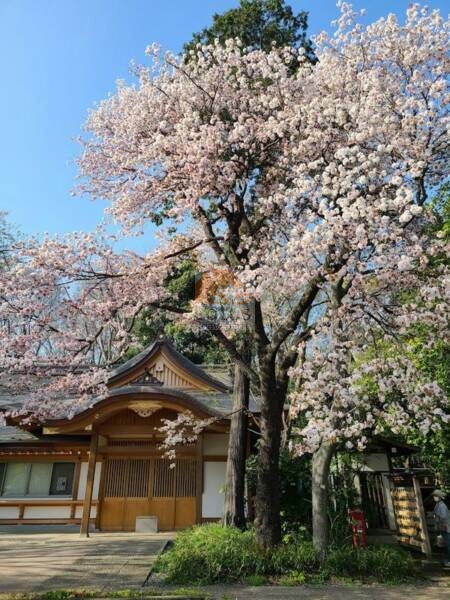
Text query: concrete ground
200 582 450 599
0 530 172 593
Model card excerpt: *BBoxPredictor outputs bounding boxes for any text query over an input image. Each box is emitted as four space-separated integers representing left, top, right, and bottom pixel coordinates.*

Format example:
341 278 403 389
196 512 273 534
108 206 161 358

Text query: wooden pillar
80 431 99 537
70 459 82 519
95 456 106 530
196 436 203 524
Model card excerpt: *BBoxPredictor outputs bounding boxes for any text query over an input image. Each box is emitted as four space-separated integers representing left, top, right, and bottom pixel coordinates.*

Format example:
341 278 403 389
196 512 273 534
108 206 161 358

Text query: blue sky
0 0 448 252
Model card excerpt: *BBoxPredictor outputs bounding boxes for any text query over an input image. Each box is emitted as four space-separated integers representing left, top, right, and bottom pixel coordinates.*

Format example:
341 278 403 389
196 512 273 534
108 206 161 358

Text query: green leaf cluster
185 0 315 60
127 259 229 365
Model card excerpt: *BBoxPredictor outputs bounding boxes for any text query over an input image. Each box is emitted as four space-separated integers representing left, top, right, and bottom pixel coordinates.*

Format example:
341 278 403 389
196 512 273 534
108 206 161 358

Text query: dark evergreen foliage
185 0 315 61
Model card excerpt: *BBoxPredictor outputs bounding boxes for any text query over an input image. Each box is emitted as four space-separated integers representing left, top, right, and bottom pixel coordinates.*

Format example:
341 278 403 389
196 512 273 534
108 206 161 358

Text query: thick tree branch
195 206 231 267
268 279 320 357
196 317 259 384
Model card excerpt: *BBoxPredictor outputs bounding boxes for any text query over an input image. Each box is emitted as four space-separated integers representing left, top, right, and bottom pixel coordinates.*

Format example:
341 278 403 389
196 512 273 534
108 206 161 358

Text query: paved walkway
202 582 450 599
0 531 172 593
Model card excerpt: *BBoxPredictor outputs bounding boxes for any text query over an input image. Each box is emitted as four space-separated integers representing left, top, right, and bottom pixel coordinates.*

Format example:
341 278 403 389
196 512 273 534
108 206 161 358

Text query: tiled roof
0 341 260 444
200 364 233 388
0 375 38 411
0 425 37 443
190 390 261 415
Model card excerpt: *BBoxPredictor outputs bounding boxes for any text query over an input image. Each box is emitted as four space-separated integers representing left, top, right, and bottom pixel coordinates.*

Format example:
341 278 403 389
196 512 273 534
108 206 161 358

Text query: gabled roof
41 386 228 434
107 339 230 392
0 339 257 442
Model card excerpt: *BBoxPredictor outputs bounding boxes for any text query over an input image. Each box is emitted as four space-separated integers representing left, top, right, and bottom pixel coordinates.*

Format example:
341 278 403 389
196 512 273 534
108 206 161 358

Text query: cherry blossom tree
1 3 449 551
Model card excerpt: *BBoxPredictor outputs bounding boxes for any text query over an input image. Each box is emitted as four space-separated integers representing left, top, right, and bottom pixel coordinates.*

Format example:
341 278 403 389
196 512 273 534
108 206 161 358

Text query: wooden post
196 436 203 524
413 475 432 557
80 431 99 537
95 456 106 530
70 459 82 519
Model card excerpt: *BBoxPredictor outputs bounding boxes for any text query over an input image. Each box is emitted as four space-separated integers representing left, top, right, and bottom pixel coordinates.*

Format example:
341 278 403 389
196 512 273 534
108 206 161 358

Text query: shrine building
0 340 257 533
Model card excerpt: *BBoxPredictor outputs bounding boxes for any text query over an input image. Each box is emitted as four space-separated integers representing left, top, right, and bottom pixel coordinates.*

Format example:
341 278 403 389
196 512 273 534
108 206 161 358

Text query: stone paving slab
0 532 172 593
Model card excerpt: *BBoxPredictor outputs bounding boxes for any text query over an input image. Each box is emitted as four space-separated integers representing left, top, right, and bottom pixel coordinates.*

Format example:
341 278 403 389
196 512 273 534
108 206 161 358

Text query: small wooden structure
358 438 434 556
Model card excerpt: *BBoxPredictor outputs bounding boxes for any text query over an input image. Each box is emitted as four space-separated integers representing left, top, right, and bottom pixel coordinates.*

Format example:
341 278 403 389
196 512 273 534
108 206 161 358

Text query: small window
2 463 29 496
0 463 6 492
0 462 75 497
28 463 53 496
50 463 75 495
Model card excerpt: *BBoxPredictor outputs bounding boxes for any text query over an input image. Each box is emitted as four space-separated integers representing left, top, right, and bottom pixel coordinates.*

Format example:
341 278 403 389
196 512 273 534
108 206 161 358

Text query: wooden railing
0 499 98 523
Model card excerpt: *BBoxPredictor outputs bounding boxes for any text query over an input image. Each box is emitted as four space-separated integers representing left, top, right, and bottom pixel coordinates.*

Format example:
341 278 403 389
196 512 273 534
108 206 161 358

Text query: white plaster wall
202 461 226 518
0 506 20 518
24 506 71 519
203 434 228 456
77 461 102 500
77 462 88 499
362 453 389 472
74 506 96 518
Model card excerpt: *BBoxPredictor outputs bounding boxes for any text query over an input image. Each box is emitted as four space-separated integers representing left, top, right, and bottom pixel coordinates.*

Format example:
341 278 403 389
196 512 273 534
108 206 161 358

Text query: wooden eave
0 438 90 456
368 435 418 456
41 387 226 435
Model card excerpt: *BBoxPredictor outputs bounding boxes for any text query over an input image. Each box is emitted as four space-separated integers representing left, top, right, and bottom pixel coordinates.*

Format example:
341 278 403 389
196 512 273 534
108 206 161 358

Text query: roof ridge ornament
130 369 164 386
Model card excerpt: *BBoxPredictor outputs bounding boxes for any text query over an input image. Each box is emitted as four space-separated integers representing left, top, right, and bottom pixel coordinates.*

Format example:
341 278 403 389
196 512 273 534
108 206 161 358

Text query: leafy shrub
155 525 419 585
154 525 319 584
266 538 320 575
154 524 261 584
325 545 419 583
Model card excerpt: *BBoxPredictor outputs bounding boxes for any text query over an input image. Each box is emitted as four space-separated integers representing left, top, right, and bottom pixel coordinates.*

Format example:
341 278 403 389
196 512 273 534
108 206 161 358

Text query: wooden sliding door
99 458 151 531
99 457 197 531
151 458 197 530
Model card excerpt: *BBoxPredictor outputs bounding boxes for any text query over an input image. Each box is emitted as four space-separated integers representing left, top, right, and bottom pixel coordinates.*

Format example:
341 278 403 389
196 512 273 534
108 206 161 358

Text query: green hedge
154 524 419 585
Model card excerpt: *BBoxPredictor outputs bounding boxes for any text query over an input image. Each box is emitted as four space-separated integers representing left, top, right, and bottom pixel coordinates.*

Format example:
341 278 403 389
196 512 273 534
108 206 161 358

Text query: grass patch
154 524 421 585
325 545 420 583
243 574 270 586
277 571 306 586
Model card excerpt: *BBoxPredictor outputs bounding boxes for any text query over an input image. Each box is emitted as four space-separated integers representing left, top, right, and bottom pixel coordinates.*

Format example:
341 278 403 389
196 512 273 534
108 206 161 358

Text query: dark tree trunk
254 358 284 549
312 441 335 561
223 358 249 529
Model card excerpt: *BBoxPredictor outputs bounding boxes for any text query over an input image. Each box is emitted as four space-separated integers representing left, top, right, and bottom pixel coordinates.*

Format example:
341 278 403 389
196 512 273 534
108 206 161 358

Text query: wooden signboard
390 473 431 557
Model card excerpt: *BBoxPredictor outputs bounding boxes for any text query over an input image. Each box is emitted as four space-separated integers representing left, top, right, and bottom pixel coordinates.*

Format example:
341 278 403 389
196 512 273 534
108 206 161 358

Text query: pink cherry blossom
0 4 448 461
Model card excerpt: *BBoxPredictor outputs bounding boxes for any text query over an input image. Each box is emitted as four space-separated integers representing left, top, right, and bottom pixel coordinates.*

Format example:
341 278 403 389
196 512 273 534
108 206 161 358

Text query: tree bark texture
223 358 249 529
312 441 335 561
254 357 284 549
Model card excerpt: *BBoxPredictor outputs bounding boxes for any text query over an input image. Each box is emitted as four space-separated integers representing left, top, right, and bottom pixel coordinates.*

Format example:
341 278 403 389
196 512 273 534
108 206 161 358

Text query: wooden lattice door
100 458 151 531
151 458 197 530
360 472 389 529
99 457 197 531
